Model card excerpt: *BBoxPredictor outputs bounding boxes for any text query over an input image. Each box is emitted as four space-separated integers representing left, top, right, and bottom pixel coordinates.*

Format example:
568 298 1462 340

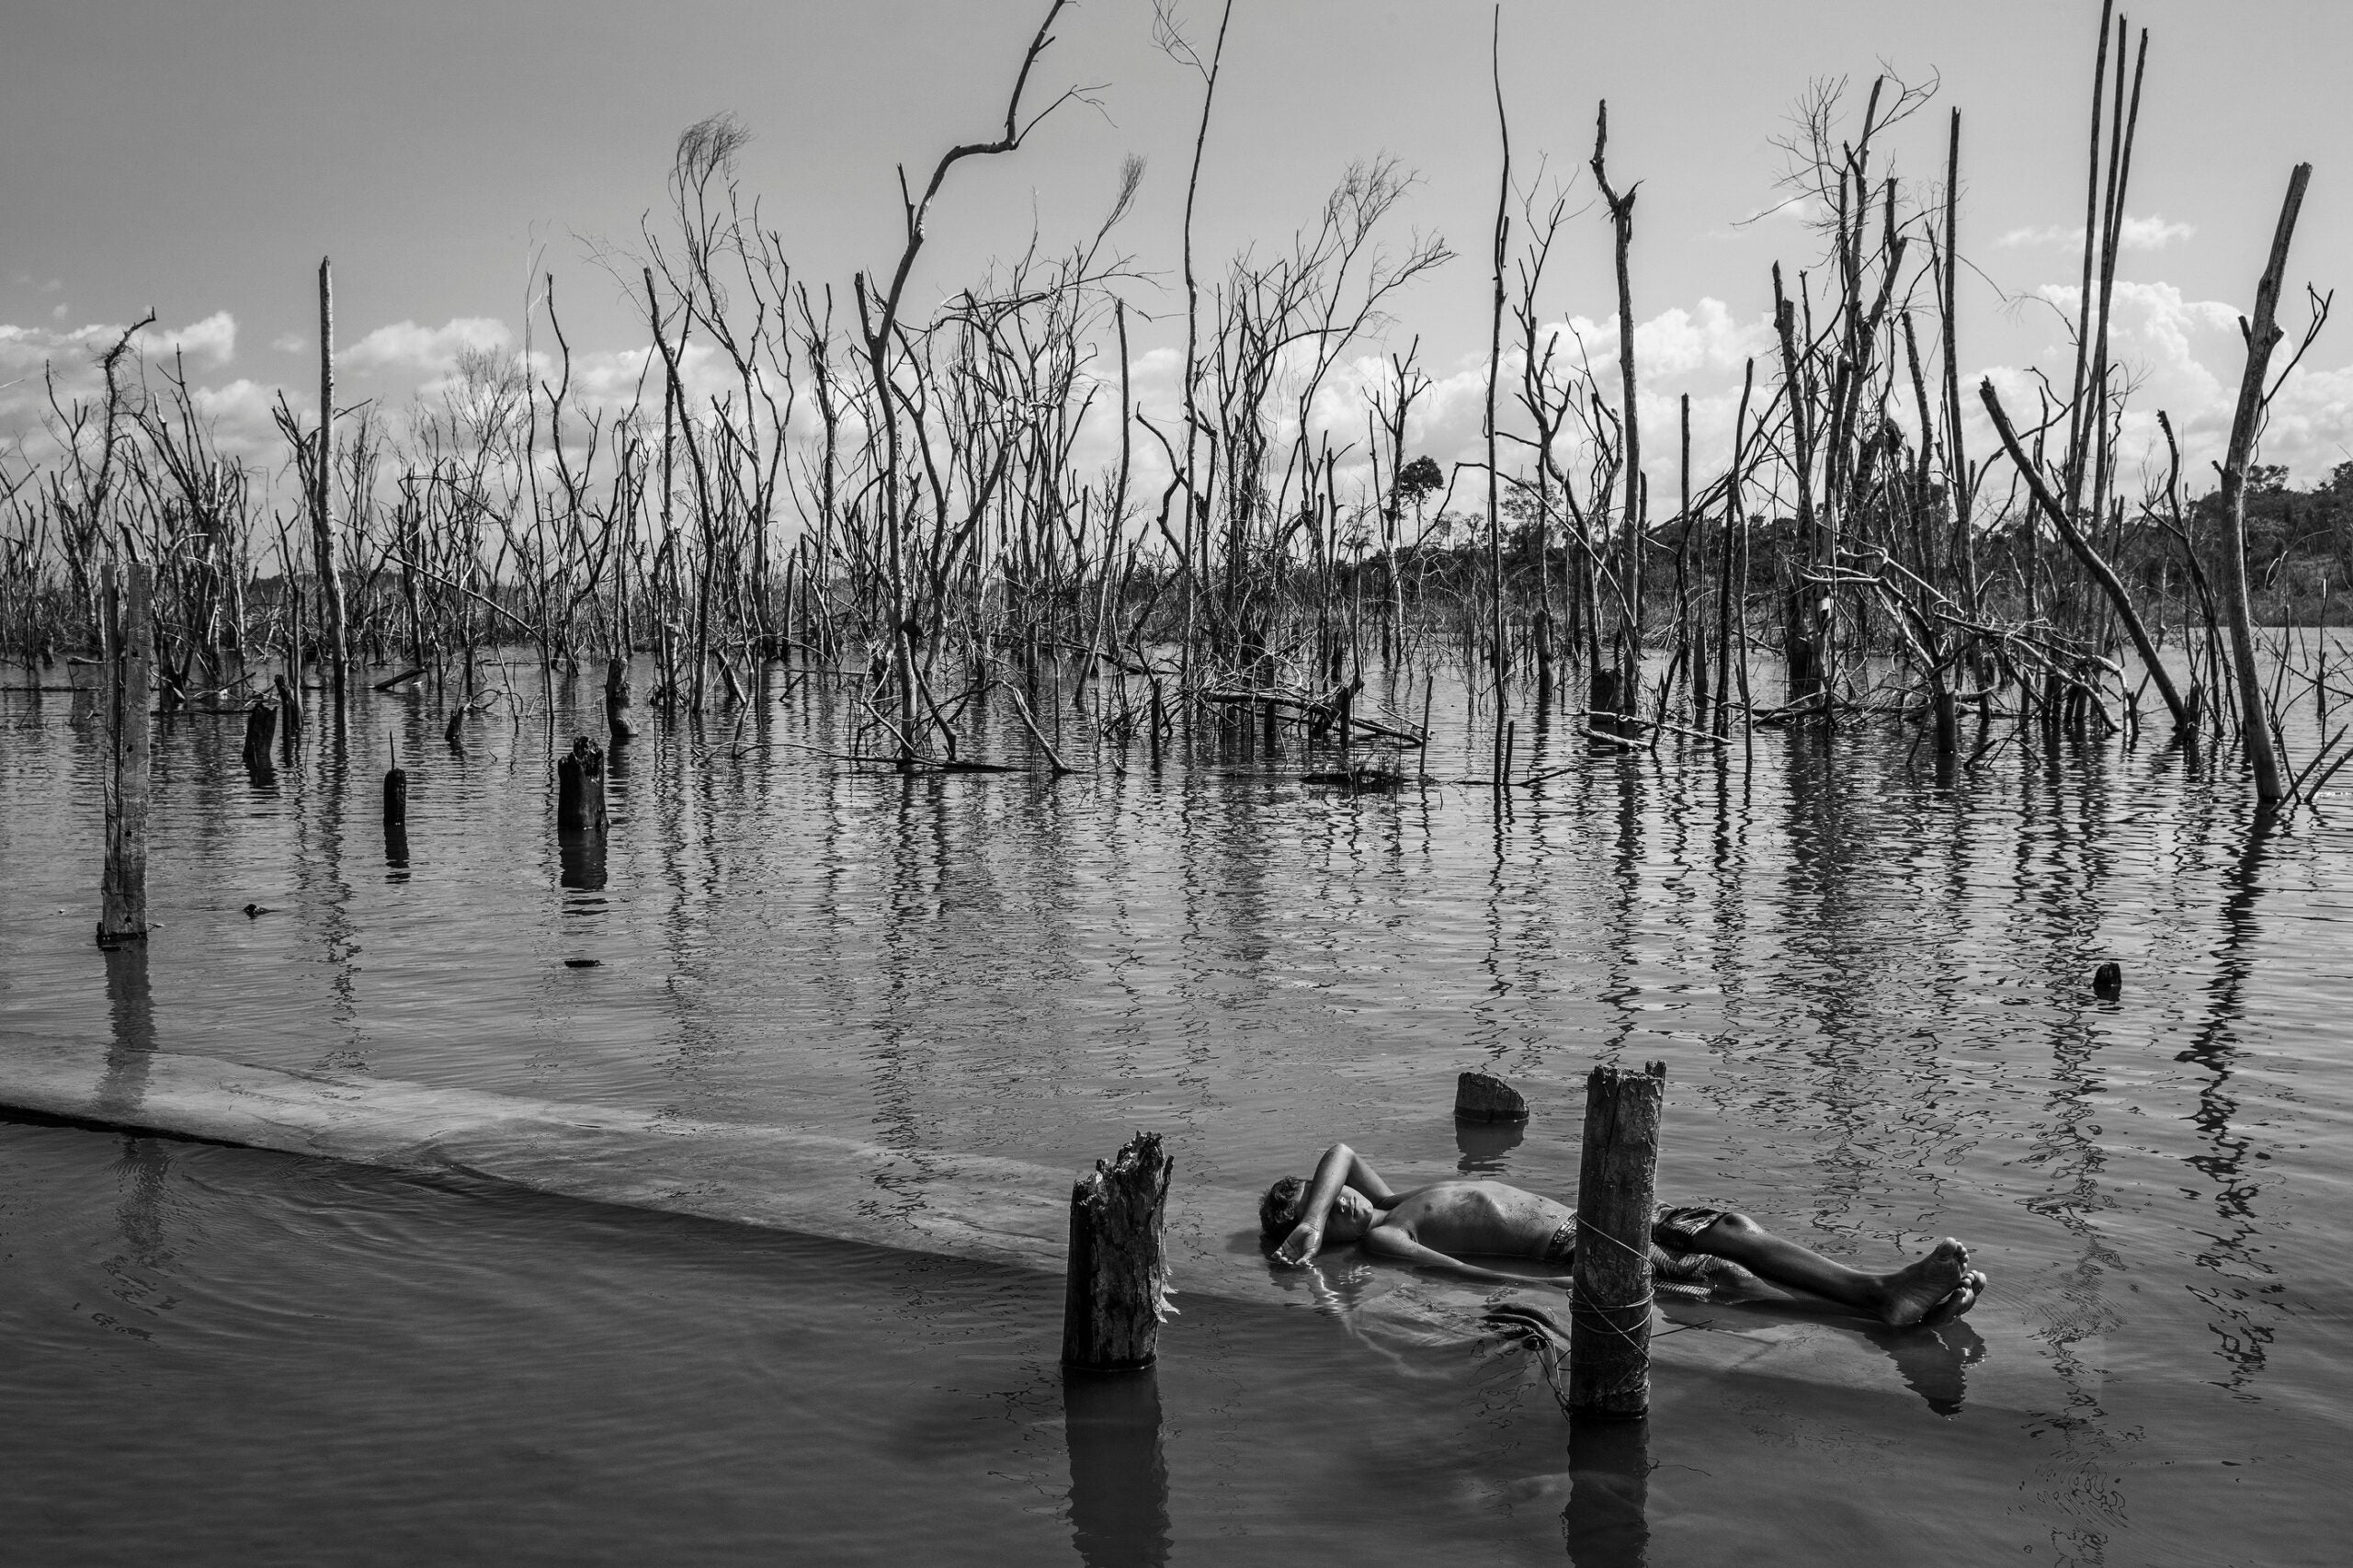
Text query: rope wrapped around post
1567 1061 1665 1417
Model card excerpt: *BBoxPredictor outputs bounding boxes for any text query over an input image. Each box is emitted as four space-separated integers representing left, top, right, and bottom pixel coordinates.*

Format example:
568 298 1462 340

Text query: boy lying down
1263 1142 1987 1327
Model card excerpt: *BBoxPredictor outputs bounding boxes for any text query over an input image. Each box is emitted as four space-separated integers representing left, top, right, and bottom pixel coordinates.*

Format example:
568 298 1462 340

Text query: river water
2 651 2347 1565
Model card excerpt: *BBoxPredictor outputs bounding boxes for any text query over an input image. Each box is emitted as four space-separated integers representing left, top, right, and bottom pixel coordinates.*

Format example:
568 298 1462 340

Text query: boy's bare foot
1875 1239 1987 1327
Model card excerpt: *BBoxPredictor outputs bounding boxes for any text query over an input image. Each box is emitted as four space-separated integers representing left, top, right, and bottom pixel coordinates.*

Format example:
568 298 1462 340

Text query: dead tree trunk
1568 1061 1664 1417
1592 105 1644 722
97 562 153 948
315 257 350 718
1980 381 2190 733
1061 1131 1174 1370
2215 163 2314 805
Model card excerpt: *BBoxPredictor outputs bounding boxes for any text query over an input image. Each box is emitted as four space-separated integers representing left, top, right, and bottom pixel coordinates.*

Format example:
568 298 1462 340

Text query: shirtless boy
1264 1142 1987 1327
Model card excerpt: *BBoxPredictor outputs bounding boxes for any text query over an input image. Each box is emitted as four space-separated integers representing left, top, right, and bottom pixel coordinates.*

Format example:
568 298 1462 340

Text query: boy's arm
1274 1142 1400 1266
1362 1225 1564 1289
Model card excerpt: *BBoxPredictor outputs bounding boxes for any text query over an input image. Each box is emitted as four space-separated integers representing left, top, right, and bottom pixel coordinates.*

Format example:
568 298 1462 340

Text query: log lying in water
0 1037 1257 1305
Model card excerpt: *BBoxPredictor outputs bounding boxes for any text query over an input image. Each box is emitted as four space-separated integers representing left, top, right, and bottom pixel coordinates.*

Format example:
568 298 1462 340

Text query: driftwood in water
1300 765 1406 791
1454 1070 1529 1124
241 700 278 769
605 656 635 748
1568 1061 1664 1418
1062 1131 1174 1370
97 562 153 949
557 736 608 835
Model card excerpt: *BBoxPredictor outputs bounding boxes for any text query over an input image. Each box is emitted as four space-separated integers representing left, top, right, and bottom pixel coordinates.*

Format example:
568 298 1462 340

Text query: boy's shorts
1540 1202 1734 1264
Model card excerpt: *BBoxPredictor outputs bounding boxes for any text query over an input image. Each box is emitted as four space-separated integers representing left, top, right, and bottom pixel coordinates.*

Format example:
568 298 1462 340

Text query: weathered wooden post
1147 682 1165 775
97 562 154 949
1568 1061 1665 1417
242 699 278 770
556 736 608 836
605 656 635 749
1062 1131 1174 1371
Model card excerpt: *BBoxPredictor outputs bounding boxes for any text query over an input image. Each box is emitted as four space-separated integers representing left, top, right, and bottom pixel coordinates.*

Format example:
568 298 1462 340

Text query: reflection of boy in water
1264 1142 1986 1327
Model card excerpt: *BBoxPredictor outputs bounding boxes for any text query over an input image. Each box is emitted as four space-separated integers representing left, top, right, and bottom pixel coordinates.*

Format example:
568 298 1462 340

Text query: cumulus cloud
1974 278 2349 485
136 310 237 367
0 312 286 473
1995 213 2196 252
339 316 514 374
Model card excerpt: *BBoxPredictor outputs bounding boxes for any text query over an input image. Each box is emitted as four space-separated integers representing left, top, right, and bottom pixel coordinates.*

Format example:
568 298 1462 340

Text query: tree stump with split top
557 736 608 836
242 701 277 770
1062 1132 1174 1370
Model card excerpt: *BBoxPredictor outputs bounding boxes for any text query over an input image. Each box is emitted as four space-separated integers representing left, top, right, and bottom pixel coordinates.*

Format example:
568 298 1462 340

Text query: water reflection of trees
2176 808 2279 1390
95 942 171 1336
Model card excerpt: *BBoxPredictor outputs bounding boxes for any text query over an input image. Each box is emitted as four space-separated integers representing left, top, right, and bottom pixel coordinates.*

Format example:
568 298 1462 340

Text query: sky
5 0 2350 507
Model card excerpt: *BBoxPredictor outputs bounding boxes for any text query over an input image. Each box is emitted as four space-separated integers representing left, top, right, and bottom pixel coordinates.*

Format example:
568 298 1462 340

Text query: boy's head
1259 1177 1308 1244
1259 1177 1375 1246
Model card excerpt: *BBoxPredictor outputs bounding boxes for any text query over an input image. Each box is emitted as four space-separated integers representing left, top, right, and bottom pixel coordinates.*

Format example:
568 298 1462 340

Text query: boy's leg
1675 1211 1985 1327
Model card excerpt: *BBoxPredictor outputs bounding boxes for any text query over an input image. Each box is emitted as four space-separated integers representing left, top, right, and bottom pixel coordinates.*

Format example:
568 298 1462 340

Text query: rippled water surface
3 652 2348 1565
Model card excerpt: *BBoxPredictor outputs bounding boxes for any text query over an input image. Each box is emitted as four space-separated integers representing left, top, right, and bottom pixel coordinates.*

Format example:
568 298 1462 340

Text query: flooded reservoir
4 654 2348 1565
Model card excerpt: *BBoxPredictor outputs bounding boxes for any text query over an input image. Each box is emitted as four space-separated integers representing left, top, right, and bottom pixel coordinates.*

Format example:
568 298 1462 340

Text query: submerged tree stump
273 670 301 748
241 700 278 770
383 733 409 866
383 737 407 831
1062 1131 1174 1370
605 656 634 748
1454 1070 1529 1124
556 736 608 836
97 562 154 949
1568 1061 1665 1418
